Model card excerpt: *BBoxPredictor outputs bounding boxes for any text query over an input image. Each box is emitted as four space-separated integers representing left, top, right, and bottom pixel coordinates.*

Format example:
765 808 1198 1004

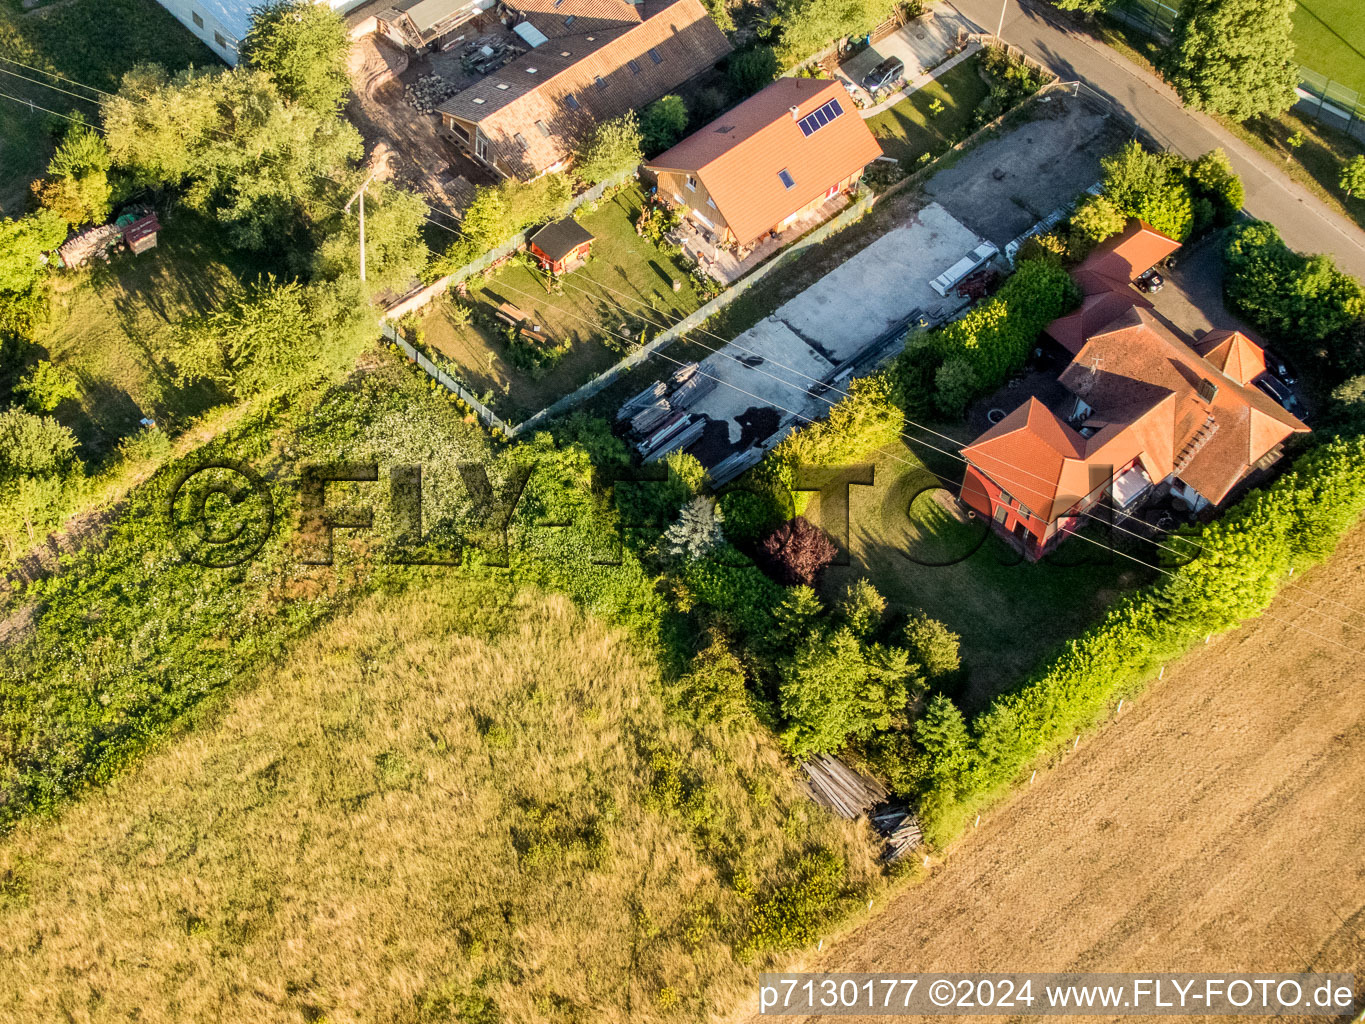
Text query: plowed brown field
747 526 1365 1023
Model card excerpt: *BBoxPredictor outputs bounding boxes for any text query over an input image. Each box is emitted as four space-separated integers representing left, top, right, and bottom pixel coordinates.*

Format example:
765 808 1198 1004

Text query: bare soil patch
747 524 1365 1023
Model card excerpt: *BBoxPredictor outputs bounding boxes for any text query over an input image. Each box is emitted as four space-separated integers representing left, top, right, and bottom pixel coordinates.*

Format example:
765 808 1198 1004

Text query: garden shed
528 218 594 275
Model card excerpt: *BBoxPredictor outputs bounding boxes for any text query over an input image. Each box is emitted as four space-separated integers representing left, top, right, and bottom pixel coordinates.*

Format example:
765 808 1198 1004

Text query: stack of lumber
800 755 889 819
871 803 925 863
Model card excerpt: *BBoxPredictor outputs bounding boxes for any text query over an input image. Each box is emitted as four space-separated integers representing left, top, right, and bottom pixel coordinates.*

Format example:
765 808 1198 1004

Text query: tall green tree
241 0 353 114
1100 141 1195 241
173 276 372 398
313 179 429 293
32 118 114 228
104 66 363 251
1161 0 1298 121
574 112 643 185
640 95 689 154
0 210 67 295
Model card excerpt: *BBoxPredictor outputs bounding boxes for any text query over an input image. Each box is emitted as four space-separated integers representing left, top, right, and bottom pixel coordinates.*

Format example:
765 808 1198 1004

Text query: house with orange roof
959 221 1308 560
435 0 730 180
642 77 883 248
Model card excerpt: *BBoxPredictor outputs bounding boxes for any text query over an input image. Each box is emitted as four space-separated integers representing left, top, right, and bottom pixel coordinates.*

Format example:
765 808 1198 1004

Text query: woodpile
57 224 121 268
799 754 889 819
871 804 925 863
405 73 458 114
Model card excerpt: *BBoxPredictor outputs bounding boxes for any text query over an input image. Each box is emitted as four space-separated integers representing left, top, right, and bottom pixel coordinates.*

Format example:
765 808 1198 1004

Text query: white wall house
154 0 368 65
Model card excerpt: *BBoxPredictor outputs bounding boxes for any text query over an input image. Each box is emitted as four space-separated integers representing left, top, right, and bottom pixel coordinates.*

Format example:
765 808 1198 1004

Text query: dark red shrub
759 516 838 586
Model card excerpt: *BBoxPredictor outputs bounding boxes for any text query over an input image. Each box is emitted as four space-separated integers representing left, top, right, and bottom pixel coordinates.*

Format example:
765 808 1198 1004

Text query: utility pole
344 171 378 284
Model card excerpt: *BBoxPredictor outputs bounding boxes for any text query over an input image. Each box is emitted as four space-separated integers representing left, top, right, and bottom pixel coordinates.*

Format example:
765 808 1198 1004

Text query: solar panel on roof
796 98 845 138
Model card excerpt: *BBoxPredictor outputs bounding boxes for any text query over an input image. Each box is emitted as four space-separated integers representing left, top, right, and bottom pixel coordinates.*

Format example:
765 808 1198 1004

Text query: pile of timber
800 754 889 819
871 803 925 863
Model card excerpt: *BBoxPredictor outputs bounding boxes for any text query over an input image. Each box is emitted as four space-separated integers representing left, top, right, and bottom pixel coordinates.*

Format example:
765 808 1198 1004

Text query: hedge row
916 434 1365 841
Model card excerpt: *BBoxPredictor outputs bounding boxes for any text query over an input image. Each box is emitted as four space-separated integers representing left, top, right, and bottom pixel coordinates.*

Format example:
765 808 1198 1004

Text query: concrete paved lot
688 203 982 452
926 90 1129 246
841 7 975 86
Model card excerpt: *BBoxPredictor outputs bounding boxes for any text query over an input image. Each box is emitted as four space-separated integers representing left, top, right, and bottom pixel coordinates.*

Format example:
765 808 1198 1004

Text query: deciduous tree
1161 0 1298 121
241 0 352 114
574 112 643 184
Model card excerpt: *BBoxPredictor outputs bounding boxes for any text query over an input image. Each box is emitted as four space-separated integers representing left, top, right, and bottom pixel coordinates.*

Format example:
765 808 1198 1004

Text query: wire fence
1105 0 1365 144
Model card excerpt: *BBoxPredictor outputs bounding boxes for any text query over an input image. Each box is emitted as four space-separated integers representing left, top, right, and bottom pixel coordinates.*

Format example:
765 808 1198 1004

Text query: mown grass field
824 440 1142 707
32 212 265 455
865 55 991 167
420 185 707 422
1291 0 1365 95
0 581 880 1024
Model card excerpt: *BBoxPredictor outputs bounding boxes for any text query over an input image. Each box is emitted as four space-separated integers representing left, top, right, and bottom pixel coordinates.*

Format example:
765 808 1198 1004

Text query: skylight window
526 67 538 74
594 75 607 90
560 49 571 56
628 58 641 73
778 168 795 189
496 82 509 90
473 97 486 104
796 98 844 137
564 14 575 26
648 47 662 64
564 93 580 110
713 125 735 133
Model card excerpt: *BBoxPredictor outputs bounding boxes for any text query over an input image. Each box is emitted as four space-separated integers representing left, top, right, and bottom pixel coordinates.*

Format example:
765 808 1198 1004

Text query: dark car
1263 348 1296 385
861 57 905 94
1255 374 1303 416
1136 267 1164 293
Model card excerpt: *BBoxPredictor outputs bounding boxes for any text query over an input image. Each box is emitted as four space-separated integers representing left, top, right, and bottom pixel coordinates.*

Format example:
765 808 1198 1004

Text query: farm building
435 0 730 181
152 0 370 64
643 77 883 249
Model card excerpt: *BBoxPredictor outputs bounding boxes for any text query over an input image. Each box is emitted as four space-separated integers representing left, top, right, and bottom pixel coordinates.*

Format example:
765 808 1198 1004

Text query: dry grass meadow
0 582 880 1024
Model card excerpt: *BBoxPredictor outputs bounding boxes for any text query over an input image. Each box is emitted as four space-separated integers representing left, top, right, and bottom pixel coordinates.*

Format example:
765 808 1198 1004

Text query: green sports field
1292 0 1365 96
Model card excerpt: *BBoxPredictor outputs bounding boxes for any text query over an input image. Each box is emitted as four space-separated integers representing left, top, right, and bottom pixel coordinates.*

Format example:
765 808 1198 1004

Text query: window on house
628 58 641 73
526 67 538 74
706 196 716 209
998 490 1014 506
564 93 580 110
713 124 735 133
684 174 696 191
535 119 550 136
594 75 607 90
1017 503 1032 519
496 82 510 90
994 505 1008 524
560 50 571 56
564 14 575 26
514 132 528 150
777 168 795 189
648 47 662 64
192 11 204 27
214 31 228 48
473 97 486 104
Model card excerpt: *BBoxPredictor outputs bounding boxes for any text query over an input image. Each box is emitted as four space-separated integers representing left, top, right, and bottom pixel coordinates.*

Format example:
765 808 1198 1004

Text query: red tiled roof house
436 0 730 180
642 77 883 247
959 221 1309 560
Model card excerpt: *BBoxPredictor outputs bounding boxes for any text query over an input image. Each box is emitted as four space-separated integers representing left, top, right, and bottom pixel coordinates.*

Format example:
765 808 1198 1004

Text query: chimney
789 105 800 120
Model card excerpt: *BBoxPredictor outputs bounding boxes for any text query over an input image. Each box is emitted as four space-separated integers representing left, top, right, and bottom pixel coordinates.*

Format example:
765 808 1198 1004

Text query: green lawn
826 440 1147 708
34 212 257 457
864 55 991 167
1293 0 1365 96
0 0 215 211
420 183 708 422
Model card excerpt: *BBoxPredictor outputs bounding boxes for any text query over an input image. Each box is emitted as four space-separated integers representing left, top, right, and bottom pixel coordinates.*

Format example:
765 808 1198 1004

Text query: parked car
1136 267 1164 293
861 57 905 95
1255 374 1303 416
1263 348 1297 385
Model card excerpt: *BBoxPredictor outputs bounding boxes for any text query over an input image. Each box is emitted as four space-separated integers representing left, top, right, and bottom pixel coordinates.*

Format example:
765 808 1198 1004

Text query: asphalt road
945 0 1365 279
